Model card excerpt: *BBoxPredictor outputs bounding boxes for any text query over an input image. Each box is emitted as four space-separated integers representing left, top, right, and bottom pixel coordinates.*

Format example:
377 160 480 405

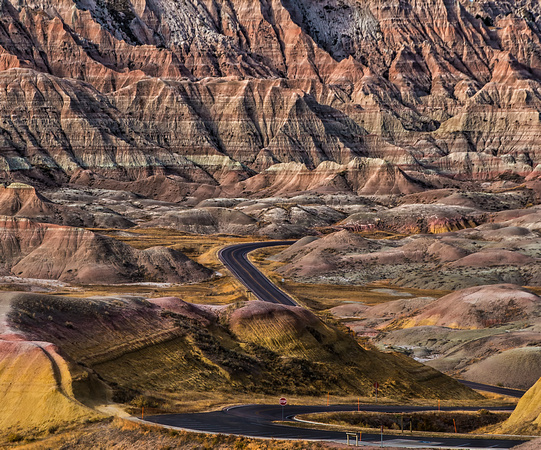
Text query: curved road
218 241 526 399
458 381 525 399
218 240 297 306
147 404 525 448
147 241 528 448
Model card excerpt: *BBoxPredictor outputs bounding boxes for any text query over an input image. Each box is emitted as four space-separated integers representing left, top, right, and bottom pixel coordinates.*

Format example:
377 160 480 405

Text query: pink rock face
0 184 54 216
0 216 212 284
0 0 541 196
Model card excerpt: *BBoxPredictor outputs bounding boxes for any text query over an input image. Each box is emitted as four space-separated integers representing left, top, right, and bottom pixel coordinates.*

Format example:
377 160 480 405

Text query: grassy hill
498 377 541 435
0 292 479 439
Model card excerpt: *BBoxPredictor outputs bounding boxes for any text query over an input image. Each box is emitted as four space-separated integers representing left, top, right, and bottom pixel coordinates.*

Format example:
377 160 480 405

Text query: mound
317 229 376 251
400 284 541 329
480 226 535 240
511 439 541 450
436 191 531 212
148 297 215 325
357 297 438 329
401 189 457 205
448 249 535 268
329 303 369 318
273 236 320 261
228 301 329 359
342 204 484 234
0 292 478 434
425 241 470 262
0 216 212 284
462 347 541 390
275 230 380 276
503 211 541 230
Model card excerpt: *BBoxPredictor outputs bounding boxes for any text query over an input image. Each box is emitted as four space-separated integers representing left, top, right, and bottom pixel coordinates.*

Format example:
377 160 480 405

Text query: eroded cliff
1 0 541 197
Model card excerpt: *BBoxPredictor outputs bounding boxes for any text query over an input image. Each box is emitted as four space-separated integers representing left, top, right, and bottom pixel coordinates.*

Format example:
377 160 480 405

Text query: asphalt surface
219 241 527 400
457 381 525 399
146 241 530 448
146 404 526 448
218 240 297 306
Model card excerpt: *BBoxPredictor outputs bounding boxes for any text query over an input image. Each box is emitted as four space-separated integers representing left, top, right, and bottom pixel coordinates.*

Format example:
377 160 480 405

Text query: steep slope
0 216 212 283
1 293 477 407
0 183 55 216
0 291 480 433
499 376 541 435
2 0 541 196
0 340 104 435
0 182 135 227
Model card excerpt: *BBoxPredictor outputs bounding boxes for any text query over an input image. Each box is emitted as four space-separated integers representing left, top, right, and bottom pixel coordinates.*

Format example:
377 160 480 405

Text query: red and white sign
279 397 287 406
374 382 379 390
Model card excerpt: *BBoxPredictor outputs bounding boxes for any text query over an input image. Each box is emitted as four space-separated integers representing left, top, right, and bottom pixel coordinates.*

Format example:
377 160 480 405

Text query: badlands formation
1 0 541 444
0 0 541 194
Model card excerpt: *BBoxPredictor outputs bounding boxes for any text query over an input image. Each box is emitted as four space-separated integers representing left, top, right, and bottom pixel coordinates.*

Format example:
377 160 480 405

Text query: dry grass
525 286 541 296
12 417 346 449
13 228 451 309
0 228 521 444
45 228 268 304
125 392 422 417
296 410 510 434
90 228 265 269
249 247 451 311
49 275 249 305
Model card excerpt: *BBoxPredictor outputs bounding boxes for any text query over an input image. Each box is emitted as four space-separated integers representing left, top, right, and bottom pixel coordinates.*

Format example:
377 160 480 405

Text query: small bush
7 433 23 443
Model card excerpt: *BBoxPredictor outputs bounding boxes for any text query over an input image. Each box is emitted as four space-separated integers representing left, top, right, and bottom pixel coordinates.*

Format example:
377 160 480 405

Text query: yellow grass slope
498 376 541 435
0 340 102 435
3 292 478 410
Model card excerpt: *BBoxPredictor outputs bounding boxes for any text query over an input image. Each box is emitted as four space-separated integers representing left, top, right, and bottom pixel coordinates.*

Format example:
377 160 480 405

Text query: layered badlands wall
1 0 541 197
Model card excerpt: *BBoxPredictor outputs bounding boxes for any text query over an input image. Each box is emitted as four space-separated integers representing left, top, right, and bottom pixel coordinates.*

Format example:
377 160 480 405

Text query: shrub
7 433 23 443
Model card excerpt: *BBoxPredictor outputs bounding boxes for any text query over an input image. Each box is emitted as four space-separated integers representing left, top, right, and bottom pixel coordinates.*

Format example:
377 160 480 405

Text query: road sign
279 397 287 406
374 382 379 389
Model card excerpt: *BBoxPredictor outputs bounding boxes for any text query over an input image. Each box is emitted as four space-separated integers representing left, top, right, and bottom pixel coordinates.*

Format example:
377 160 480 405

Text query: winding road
218 240 297 306
218 241 526 399
146 404 525 448
147 241 529 449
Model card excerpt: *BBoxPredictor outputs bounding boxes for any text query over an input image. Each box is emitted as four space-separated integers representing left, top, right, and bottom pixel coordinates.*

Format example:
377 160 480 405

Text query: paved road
147 241 530 448
146 404 526 448
457 380 525 399
218 240 297 306
219 241 527 400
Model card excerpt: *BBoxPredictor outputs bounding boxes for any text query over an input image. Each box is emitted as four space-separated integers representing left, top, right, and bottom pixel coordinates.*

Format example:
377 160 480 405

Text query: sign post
374 382 379 402
279 397 287 421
